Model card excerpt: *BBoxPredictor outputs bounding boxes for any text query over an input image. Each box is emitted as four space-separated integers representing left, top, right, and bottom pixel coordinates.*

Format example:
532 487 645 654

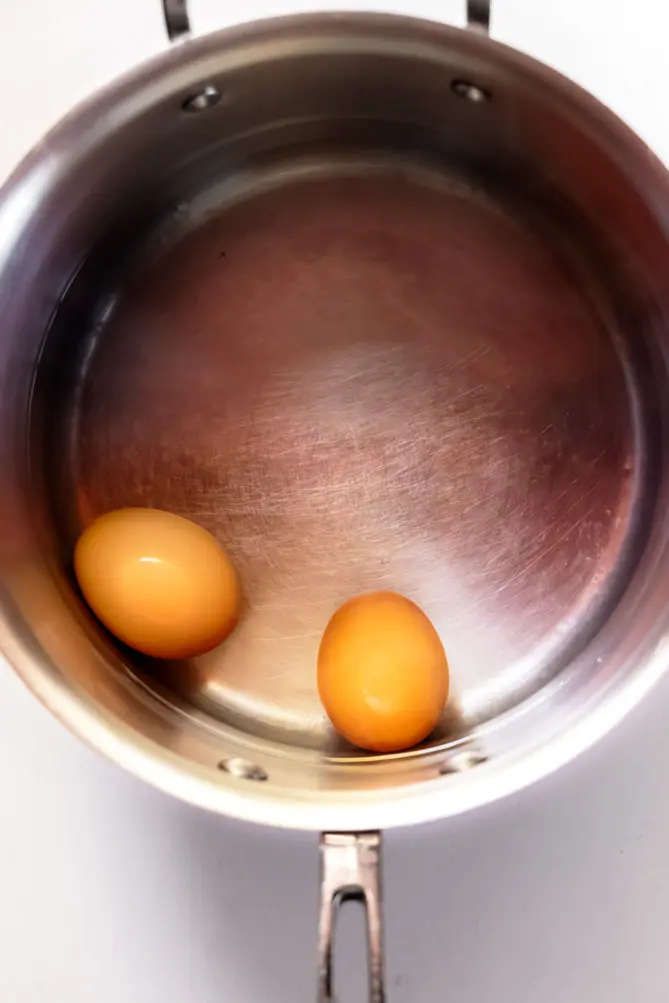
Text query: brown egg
74 508 240 659
317 591 449 753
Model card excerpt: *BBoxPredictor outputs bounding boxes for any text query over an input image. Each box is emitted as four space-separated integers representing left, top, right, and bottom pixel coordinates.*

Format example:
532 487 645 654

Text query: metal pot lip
3 11 669 832
2 10 669 218
5 614 668 831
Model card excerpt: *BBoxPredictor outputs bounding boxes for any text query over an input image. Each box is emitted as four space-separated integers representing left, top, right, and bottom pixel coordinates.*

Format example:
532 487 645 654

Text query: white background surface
2 2 669 1001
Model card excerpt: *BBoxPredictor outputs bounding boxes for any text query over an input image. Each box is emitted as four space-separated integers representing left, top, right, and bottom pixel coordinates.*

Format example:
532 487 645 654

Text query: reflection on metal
80 171 635 748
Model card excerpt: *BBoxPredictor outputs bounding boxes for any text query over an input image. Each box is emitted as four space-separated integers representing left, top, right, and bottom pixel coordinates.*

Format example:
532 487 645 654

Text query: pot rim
3 11 669 831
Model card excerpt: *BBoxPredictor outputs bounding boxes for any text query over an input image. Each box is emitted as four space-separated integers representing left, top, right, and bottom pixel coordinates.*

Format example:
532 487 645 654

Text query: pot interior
3 15 669 828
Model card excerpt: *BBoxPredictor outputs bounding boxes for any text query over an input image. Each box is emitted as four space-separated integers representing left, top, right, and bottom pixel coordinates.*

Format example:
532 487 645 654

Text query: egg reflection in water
74 508 240 659
318 591 449 753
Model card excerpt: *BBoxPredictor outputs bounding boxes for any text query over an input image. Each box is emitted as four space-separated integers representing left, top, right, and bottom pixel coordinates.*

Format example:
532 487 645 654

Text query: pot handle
318 831 384 1003
467 0 491 34
162 0 491 42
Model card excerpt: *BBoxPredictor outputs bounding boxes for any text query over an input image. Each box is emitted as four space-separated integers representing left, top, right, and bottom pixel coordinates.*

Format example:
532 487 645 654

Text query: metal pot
2 2 669 998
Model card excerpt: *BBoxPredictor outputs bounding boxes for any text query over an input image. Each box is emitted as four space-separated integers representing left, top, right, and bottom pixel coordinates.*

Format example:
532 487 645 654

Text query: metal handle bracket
163 0 191 42
467 0 491 34
162 1 491 43
318 832 384 1003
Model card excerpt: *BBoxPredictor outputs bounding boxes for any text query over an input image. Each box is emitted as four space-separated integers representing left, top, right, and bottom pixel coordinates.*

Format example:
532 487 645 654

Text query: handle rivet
217 757 268 781
182 85 221 113
451 80 491 103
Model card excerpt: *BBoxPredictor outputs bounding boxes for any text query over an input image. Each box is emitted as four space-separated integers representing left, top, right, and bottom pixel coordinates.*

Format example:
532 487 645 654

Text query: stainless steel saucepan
2 2 669 998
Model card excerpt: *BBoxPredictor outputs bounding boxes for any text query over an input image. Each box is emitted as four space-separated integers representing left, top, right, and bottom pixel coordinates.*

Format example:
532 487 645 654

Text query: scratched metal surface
72 169 637 750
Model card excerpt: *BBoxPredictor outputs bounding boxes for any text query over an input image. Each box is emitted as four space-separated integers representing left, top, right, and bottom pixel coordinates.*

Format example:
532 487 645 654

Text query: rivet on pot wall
450 79 491 103
218 757 268 781
182 85 221 113
439 750 488 774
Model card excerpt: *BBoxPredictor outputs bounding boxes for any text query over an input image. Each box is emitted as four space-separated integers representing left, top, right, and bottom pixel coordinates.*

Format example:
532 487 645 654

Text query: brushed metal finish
318 832 384 1003
1 14 669 834
72 167 635 750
